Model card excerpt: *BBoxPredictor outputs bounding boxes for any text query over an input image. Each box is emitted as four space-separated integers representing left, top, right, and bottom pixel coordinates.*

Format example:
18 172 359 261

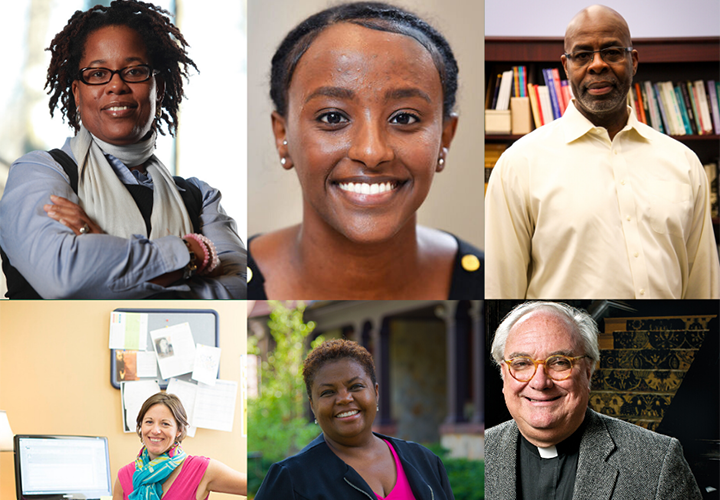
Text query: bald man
486 5 719 299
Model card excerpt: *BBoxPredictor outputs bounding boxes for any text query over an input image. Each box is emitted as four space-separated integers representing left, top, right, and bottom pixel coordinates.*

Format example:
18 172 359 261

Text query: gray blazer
485 408 702 500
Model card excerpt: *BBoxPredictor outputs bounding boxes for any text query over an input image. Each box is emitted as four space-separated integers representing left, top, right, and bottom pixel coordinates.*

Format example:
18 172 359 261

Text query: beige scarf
70 126 193 239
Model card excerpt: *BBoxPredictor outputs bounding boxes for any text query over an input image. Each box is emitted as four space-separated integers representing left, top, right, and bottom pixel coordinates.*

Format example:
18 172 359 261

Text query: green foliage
248 301 324 496
426 444 485 500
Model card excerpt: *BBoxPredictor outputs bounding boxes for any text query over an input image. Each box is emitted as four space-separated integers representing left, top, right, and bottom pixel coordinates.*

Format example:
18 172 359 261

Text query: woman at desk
247 1 483 300
114 392 246 499
0 0 245 299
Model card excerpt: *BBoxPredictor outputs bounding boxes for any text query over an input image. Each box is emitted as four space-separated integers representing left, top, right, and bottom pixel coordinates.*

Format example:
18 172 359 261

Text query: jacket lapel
572 409 619 500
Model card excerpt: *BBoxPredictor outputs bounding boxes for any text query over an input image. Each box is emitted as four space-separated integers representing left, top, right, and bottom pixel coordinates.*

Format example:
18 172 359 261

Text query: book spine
679 82 698 135
542 69 561 120
643 81 663 133
711 81 720 134
674 84 693 135
551 68 565 114
490 74 502 109
654 82 671 135
528 83 542 128
695 80 713 133
688 81 704 134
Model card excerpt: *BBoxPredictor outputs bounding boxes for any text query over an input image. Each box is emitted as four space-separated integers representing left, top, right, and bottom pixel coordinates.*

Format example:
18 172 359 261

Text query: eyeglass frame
77 64 159 86
503 354 588 382
563 46 633 66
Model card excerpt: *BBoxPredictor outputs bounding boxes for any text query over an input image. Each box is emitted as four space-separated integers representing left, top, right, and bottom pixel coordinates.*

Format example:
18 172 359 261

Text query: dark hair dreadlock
270 1 459 119
45 0 198 136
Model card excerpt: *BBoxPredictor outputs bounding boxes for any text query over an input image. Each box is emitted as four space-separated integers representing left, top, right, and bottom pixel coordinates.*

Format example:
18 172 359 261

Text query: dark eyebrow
385 87 432 103
319 376 362 388
85 56 146 67
572 40 625 52
305 86 355 103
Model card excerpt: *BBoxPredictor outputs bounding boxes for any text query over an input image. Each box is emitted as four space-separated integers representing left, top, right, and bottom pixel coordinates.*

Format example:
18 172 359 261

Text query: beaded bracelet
183 233 220 275
181 239 198 280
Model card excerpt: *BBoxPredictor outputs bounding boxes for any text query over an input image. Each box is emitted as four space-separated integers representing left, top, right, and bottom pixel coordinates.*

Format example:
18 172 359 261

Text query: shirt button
614 150 618 155
634 252 639 258
461 254 481 272
626 216 631 221
621 180 626 185
639 289 645 295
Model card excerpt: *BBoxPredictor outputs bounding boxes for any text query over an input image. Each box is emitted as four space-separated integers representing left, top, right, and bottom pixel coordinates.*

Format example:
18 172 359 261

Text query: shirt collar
561 100 651 143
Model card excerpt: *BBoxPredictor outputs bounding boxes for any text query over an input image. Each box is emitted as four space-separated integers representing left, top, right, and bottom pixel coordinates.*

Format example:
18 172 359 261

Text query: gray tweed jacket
485 408 702 500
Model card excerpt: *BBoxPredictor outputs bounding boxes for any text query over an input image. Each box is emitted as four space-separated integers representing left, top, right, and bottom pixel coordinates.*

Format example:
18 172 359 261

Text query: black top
517 419 586 500
247 232 484 300
255 432 455 500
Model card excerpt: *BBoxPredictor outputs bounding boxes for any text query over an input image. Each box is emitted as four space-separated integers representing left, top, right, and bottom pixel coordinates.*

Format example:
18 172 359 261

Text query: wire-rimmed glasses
563 47 632 67
503 354 587 382
78 64 158 85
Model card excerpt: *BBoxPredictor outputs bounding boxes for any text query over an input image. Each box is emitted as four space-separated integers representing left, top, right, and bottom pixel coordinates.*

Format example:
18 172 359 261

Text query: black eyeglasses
78 64 158 85
564 47 633 67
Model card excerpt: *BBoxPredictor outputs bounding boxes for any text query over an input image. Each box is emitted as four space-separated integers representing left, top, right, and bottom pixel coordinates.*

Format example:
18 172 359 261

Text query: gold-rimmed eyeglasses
564 47 632 67
503 355 587 382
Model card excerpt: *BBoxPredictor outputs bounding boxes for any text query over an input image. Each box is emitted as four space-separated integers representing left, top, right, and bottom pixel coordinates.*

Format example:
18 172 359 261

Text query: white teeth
338 182 396 194
336 410 359 418
106 106 129 111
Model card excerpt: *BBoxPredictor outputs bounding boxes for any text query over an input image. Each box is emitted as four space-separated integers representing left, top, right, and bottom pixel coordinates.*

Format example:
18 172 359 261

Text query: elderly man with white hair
485 301 702 500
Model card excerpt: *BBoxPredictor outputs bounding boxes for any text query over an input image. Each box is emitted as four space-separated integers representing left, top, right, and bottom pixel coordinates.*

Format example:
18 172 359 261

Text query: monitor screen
14 435 112 500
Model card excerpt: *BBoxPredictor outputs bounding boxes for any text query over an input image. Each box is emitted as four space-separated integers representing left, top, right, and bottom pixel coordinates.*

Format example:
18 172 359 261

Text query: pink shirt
375 440 417 500
119 455 210 500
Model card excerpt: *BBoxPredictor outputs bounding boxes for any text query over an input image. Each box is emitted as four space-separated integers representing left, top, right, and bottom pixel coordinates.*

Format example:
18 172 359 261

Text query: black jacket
255 432 455 500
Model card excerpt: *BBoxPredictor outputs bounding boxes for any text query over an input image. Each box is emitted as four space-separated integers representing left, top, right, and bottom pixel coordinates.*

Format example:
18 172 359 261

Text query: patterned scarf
129 443 187 500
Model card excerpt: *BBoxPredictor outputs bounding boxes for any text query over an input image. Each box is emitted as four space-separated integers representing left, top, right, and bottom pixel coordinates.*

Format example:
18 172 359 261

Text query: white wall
486 0 720 38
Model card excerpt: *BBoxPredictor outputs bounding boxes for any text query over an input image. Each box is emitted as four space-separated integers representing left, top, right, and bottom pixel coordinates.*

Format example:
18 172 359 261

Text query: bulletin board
110 308 219 389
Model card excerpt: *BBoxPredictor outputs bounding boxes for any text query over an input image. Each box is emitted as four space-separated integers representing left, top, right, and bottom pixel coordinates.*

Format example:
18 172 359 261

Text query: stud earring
314 418 317 425
283 140 288 146
438 158 445 166
281 158 287 166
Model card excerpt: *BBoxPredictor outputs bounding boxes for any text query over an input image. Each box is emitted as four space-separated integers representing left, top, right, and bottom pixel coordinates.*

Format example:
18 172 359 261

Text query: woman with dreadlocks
0 0 246 299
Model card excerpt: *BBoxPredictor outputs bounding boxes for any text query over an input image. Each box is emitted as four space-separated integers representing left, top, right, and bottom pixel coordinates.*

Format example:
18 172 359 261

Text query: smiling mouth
105 106 132 111
338 181 398 195
525 396 561 403
336 409 360 418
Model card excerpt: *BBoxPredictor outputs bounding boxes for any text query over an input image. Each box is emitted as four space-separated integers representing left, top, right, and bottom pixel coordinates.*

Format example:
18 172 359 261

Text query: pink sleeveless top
375 440 417 500
118 455 210 500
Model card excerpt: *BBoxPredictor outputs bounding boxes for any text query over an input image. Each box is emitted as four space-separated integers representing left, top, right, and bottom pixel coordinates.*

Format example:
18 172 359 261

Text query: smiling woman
115 393 246 499
247 1 483 300
255 339 455 499
0 0 246 299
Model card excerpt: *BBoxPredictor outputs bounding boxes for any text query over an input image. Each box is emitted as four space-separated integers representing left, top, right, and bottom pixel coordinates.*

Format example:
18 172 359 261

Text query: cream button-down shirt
486 101 719 299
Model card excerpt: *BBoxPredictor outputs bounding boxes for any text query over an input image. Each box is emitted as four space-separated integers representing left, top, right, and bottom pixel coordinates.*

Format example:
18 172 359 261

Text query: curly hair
270 1 459 119
302 339 377 400
136 392 189 444
45 0 198 136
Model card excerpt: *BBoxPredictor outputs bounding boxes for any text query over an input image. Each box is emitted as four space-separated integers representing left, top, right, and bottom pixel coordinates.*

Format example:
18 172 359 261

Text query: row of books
629 80 720 136
486 66 572 127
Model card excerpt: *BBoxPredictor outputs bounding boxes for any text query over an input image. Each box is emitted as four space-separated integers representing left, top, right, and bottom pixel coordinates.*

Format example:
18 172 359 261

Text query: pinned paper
192 344 221 386
150 322 196 379
166 378 198 437
137 351 158 378
192 380 238 432
121 380 160 433
110 312 148 350
115 350 138 381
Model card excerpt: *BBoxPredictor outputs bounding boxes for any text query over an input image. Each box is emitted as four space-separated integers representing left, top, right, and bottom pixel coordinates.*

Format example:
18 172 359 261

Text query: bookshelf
485 36 720 232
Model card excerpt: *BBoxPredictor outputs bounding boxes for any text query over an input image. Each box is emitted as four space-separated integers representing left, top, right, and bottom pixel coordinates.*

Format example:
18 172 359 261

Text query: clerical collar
520 417 587 459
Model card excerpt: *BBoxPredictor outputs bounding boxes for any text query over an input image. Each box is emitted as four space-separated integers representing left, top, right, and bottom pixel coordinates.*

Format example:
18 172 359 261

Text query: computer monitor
14 435 112 500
